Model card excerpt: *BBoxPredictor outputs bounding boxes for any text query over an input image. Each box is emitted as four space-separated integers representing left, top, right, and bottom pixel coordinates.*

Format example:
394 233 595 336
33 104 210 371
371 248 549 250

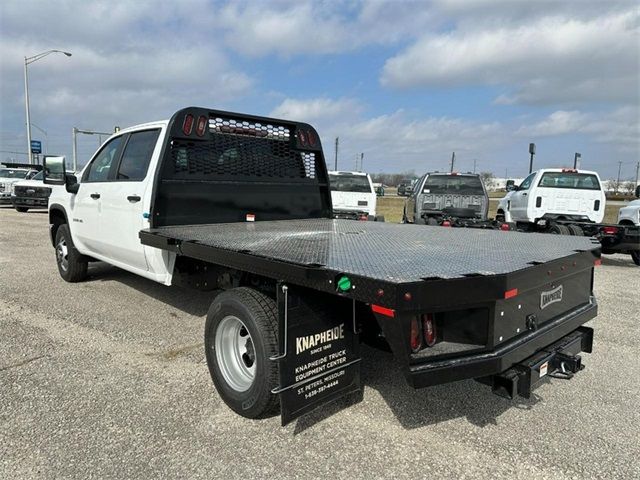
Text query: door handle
127 195 141 203
90 193 100 199
522 193 528 196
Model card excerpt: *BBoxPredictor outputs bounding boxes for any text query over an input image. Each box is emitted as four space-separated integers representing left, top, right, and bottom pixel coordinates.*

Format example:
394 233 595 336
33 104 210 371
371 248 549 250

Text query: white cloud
381 9 639 105
517 107 640 153
270 97 362 123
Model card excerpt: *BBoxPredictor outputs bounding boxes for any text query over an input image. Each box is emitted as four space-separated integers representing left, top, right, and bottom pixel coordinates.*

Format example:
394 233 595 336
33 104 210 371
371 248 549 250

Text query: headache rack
149 107 332 227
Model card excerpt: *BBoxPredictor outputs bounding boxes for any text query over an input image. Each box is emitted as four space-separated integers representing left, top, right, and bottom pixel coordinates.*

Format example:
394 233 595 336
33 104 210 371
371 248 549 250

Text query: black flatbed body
140 219 600 310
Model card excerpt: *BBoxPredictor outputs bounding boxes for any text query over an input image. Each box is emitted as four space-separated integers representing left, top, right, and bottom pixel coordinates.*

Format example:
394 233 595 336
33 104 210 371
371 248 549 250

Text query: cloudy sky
1 0 638 179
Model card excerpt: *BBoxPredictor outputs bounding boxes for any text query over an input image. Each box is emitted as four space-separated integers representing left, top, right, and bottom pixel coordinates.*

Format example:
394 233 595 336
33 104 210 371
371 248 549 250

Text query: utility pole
635 161 639 187
450 151 455 173
573 152 581 169
528 143 536 174
334 137 339 171
473 159 477 173
359 152 364 172
616 160 622 194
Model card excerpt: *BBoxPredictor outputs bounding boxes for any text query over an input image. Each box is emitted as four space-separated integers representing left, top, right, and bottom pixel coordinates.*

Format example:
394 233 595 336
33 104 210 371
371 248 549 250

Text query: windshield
329 174 372 193
537 172 601 190
423 175 484 194
0 169 28 179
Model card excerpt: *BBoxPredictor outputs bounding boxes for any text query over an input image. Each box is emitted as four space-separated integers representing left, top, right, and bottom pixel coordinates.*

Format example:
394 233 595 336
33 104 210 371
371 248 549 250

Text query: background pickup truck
44 107 600 425
497 168 640 265
403 172 490 225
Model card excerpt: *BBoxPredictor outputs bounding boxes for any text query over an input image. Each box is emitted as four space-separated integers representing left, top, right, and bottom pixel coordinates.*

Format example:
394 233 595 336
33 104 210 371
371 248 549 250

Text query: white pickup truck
328 170 379 221
617 186 640 265
41 107 602 424
497 168 639 263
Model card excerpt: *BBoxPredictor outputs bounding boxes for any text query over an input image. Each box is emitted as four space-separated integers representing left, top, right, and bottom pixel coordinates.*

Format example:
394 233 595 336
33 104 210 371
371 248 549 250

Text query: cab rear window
423 175 484 194
329 174 372 193
537 172 601 190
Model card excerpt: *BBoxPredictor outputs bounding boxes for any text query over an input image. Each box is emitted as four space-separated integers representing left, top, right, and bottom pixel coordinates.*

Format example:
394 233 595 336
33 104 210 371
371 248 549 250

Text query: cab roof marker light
504 288 518 299
195 115 207 137
182 114 194 135
371 304 395 318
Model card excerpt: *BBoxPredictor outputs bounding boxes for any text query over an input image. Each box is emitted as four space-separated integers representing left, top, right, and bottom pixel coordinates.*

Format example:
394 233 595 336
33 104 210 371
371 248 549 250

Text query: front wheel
15 207 29 213
631 250 640 266
55 224 88 282
204 287 279 418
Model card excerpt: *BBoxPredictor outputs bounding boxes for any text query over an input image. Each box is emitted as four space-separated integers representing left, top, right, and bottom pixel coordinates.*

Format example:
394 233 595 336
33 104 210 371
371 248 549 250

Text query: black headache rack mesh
151 107 331 227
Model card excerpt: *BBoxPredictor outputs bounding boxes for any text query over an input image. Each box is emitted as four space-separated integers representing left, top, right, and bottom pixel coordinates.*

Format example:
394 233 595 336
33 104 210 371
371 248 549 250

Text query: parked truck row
40 107 603 425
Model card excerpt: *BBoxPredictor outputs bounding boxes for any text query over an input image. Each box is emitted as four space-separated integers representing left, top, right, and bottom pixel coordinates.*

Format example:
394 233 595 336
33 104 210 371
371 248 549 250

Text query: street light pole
23 49 72 164
24 58 32 164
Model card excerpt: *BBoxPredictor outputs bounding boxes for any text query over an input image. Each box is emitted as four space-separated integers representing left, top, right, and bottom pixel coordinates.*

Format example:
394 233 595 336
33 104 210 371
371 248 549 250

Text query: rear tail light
422 314 437 347
195 115 208 137
500 223 511 231
182 114 194 135
410 317 422 353
602 226 619 235
442 220 452 227
307 130 317 146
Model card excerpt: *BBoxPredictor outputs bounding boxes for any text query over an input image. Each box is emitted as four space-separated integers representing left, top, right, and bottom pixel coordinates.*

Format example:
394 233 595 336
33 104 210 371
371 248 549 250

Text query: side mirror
506 184 516 192
43 156 66 185
43 155 79 194
635 185 640 198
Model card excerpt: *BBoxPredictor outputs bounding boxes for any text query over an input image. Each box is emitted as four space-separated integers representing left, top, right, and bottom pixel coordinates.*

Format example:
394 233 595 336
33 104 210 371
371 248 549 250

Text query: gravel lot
1 206 639 479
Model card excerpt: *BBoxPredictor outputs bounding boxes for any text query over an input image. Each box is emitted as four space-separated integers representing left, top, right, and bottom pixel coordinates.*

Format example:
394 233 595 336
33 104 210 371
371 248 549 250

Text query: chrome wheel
56 239 69 272
215 315 256 392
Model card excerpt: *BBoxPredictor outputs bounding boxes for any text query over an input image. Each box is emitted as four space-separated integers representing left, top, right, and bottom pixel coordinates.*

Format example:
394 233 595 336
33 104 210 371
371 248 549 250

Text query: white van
497 168 606 225
328 171 379 220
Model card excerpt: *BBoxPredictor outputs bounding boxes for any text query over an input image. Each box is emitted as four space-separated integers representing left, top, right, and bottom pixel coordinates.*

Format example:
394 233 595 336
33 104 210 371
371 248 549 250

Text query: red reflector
562 168 577 173
442 220 451 227
422 313 437 347
297 130 307 145
371 304 395 317
410 317 422 353
307 129 317 146
182 114 194 135
594 259 602 266
195 115 207 137
602 226 618 235
500 223 510 231
358 215 368 221
504 288 518 299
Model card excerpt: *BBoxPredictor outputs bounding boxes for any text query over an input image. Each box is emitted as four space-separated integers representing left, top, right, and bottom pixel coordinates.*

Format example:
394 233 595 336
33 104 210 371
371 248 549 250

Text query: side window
519 172 536 190
116 129 160 181
85 136 124 182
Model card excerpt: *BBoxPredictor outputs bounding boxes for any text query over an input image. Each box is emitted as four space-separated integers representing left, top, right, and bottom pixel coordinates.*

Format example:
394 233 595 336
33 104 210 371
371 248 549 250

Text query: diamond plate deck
141 219 599 283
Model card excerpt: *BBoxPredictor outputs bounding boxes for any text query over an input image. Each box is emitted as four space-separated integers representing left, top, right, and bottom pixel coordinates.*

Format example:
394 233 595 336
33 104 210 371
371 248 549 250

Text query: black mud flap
271 284 361 426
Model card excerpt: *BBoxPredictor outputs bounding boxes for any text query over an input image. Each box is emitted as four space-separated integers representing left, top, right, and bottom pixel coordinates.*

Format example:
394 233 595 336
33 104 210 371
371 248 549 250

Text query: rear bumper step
489 326 593 399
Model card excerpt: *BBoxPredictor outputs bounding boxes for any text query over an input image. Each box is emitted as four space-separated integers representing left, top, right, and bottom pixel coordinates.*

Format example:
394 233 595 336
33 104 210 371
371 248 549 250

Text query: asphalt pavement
1 206 639 479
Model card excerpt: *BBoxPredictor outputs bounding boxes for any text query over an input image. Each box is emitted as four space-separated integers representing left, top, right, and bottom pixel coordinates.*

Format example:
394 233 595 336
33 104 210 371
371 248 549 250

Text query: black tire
15 207 29 213
442 207 476 218
549 224 571 235
495 211 505 222
204 287 279 418
631 250 640 266
54 224 88 282
426 217 439 226
567 225 584 236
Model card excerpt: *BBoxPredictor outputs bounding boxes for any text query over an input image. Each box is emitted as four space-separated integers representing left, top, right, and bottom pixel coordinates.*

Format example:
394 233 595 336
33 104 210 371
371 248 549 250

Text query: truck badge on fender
540 285 563 309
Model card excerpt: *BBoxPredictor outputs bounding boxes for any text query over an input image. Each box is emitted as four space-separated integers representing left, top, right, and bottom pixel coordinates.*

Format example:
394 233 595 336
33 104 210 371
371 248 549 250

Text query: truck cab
328 170 378 220
404 172 489 224
498 168 605 225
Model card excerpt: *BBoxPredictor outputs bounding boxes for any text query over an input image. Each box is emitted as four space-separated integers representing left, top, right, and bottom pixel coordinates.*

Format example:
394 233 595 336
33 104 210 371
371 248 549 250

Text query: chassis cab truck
44 107 600 424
